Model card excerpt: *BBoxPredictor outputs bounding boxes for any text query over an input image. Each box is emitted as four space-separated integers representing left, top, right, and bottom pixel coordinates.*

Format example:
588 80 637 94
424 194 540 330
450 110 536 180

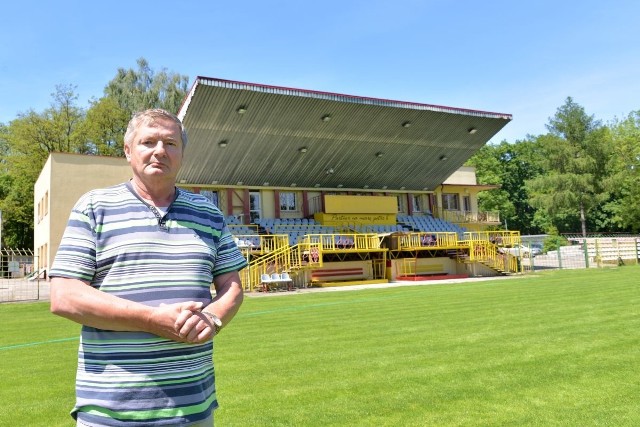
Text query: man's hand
51 277 220 344
154 302 214 344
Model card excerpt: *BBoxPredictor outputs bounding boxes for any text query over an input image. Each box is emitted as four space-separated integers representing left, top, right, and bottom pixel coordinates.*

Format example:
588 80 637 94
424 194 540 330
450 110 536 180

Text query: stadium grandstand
34 76 518 291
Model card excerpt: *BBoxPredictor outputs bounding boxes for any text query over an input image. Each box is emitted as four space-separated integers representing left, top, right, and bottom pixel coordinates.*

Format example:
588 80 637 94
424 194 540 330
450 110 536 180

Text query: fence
520 237 640 272
0 249 44 303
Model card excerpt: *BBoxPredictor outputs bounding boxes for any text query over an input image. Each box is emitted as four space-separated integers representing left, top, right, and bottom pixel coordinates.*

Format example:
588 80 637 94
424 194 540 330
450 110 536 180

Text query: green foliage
470 98 639 235
104 57 189 115
3 270 640 426
76 97 129 156
468 138 545 234
0 85 86 247
542 227 570 253
601 111 640 231
526 98 612 236
0 59 189 247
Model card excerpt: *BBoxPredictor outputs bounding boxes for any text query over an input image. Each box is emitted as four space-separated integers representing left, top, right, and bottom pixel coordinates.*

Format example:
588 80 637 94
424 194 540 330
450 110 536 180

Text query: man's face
124 117 184 184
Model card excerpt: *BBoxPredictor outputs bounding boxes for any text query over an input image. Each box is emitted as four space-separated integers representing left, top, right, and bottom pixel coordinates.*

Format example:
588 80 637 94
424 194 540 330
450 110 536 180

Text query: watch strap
202 311 222 336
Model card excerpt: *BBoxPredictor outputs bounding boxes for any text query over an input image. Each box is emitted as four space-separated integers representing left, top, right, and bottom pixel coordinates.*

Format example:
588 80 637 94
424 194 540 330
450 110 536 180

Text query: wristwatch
203 311 222 336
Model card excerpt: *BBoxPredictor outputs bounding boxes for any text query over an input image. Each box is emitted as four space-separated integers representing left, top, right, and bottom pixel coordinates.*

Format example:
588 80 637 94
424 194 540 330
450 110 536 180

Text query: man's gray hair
124 109 188 149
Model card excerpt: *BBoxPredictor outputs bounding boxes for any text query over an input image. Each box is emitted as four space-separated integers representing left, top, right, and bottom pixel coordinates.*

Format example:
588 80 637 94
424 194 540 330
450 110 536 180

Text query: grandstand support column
243 189 250 224
302 190 309 218
244 249 251 292
226 188 234 217
274 190 280 219
383 252 387 280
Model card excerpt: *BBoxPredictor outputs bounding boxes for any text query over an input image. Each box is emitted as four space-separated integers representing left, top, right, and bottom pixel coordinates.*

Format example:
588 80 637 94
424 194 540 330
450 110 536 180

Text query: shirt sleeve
212 224 248 277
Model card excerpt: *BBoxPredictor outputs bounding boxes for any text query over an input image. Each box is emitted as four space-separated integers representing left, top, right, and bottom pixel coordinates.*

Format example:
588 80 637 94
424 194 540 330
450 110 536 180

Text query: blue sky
1 0 639 144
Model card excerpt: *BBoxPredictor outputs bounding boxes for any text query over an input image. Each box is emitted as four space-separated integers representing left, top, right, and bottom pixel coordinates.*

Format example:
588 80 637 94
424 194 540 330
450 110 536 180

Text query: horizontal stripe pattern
50 182 247 426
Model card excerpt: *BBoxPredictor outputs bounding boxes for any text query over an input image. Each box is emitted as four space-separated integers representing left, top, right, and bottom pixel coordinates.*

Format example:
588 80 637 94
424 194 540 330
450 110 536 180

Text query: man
50 109 247 426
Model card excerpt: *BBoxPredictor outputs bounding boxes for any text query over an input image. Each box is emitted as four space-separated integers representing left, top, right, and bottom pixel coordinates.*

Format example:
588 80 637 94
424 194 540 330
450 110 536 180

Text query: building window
412 195 421 212
280 191 298 212
442 193 460 210
463 195 471 212
249 191 261 223
397 195 405 213
39 243 48 269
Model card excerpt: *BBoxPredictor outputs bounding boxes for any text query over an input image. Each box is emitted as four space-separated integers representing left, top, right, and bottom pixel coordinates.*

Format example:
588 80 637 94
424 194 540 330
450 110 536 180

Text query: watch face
212 315 222 327
204 311 222 328
209 313 222 327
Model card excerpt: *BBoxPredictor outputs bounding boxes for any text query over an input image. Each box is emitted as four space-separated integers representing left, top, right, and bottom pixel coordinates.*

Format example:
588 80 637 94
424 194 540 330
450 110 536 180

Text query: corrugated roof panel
177 77 511 191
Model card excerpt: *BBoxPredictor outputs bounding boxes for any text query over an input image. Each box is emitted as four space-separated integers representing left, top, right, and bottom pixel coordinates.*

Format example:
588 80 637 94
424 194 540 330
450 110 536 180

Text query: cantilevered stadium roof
177 77 511 191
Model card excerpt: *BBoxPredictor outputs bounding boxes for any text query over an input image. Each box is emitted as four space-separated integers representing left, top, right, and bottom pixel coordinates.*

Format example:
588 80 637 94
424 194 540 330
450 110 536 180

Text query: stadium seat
260 274 272 292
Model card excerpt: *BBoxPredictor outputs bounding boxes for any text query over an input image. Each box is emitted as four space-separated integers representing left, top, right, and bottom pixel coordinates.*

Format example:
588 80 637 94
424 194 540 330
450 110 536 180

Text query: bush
543 234 570 253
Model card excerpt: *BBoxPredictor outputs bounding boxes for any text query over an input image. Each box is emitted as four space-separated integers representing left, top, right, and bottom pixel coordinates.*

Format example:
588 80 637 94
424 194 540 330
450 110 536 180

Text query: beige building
34 153 131 273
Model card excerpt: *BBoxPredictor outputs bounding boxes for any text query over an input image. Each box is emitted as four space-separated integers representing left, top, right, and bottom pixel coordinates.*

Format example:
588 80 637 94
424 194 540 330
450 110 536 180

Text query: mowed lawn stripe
216 268 640 426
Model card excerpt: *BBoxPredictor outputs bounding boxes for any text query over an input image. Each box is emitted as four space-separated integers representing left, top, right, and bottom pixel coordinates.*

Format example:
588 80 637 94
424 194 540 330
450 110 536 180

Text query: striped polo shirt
50 182 247 426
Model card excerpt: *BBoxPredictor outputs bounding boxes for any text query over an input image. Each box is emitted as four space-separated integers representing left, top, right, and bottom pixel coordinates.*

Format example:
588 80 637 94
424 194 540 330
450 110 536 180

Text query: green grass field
1 268 639 426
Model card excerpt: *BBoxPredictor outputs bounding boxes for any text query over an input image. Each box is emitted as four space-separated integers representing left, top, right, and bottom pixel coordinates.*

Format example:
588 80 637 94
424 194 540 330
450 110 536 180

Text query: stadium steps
446 249 469 261
447 247 509 276
478 260 508 275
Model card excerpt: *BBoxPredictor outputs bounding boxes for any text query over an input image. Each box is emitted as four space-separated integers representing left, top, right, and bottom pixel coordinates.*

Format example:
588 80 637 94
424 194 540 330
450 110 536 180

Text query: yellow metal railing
465 237 520 273
240 238 324 291
394 232 460 250
240 244 291 292
464 231 521 247
238 229 525 290
234 234 289 255
440 210 501 224
293 241 324 269
299 233 382 251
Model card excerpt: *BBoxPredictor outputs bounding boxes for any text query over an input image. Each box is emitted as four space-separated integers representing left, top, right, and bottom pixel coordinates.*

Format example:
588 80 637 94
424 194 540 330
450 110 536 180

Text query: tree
526 97 611 237
468 138 545 234
0 61 190 247
104 58 189 115
9 84 85 156
76 97 130 156
603 111 640 231
0 85 86 247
